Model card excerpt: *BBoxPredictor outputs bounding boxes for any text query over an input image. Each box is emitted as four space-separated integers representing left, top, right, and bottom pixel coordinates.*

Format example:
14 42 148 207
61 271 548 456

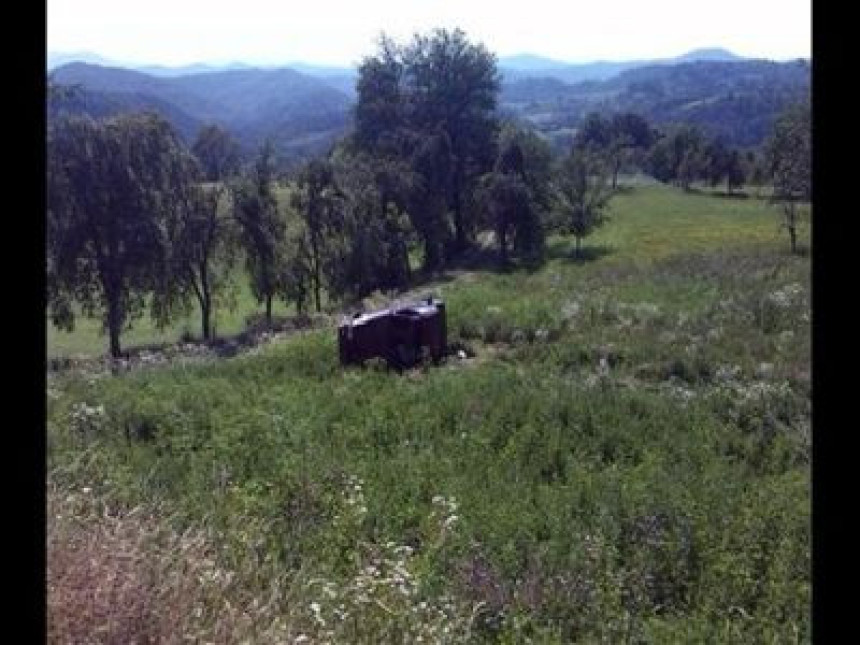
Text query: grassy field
47 184 811 642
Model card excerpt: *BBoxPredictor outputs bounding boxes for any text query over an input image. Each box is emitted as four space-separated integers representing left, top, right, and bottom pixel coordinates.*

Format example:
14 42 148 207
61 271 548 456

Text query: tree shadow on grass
685 186 751 200
546 240 615 265
612 185 637 196
407 243 549 282
790 243 812 258
46 313 329 370
710 190 750 200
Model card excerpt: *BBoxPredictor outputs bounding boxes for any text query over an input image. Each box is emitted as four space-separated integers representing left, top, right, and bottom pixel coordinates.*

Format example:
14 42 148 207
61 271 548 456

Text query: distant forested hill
49 63 354 166
48 55 810 166
501 59 810 148
498 47 744 84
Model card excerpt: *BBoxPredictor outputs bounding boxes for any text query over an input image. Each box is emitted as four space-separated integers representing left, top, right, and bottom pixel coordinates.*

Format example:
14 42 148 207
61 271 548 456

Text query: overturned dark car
338 297 447 369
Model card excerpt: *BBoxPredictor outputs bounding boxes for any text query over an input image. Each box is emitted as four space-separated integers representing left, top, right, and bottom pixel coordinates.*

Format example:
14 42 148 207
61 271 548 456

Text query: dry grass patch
47 484 296 644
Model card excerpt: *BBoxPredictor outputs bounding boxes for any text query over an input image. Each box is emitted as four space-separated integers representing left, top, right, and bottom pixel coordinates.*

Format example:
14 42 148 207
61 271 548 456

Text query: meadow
47 183 811 643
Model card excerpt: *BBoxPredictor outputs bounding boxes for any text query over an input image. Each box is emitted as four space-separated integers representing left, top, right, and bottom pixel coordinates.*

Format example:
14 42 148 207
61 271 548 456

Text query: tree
353 28 501 260
767 100 811 253
576 112 656 189
554 148 612 258
192 124 242 182
647 124 707 189
408 127 453 271
575 113 612 148
508 126 553 263
647 134 676 184
281 223 314 316
291 158 341 312
403 28 501 253
354 34 408 157
478 124 551 265
705 138 732 188
479 162 530 266
704 139 746 195
232 140 286 326
725 149 746 195
675 126 708 190
47 112 197 357
172 183 238 340
745 149 769 197
325 146 412 299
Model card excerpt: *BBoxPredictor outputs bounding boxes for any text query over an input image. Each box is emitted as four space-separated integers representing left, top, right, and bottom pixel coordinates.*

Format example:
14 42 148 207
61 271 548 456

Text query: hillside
502 58 810 148
48 185 811 641
49 62 354 162
47 52 810 165
498 47 744 84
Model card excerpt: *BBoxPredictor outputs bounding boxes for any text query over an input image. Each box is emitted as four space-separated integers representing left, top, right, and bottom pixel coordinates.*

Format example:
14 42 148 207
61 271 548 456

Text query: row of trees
47 29 811 357
648 123 756 193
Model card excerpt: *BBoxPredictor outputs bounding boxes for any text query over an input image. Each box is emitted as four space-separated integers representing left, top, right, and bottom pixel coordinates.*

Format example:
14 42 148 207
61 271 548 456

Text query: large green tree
232 141 286 326
479 124 552 265
354 34 408 158
554 148 613 258
47 112 197 358
290 158 342 312
326 146 412 299
172 183 238 340
575 112 656 189
648 124 708 189
404 28 501 252
767 100 811 254
192 124 242 182
354 28 501 261
407 127 453 270
704 138 746 195
479 150 530 266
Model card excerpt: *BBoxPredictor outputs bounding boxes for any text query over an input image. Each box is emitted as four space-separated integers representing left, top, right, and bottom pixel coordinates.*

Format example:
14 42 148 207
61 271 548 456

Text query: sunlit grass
47 182 811 641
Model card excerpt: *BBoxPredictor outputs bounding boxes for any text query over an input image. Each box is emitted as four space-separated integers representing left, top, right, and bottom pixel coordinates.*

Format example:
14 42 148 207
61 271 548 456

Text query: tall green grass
47 184 811 642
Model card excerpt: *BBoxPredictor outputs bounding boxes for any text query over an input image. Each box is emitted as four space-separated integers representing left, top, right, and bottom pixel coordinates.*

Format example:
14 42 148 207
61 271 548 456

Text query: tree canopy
47 112 198 357
232 141 287 325
767 100 811 253
353 28 502 264
192 124 242 182
554 147 613 257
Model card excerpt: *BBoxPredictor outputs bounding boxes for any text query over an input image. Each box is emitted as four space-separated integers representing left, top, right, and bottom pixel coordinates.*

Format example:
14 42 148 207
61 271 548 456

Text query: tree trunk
787 202 797 254
265 294 273 327
788 203 797 253
199 262 212 340
107 294 123 358
423 236 440 272
311 235 322 313
313 271 321 313
201 300 211 341
452 169 466 253
499 224 508 266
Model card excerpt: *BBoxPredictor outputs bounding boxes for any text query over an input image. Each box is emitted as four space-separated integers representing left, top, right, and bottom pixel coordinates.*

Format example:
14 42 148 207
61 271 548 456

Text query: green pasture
47 183 811 642
46 184 808 358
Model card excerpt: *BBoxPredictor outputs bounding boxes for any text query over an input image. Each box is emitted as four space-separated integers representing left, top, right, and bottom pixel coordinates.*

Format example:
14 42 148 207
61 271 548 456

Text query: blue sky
47 0 811 67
